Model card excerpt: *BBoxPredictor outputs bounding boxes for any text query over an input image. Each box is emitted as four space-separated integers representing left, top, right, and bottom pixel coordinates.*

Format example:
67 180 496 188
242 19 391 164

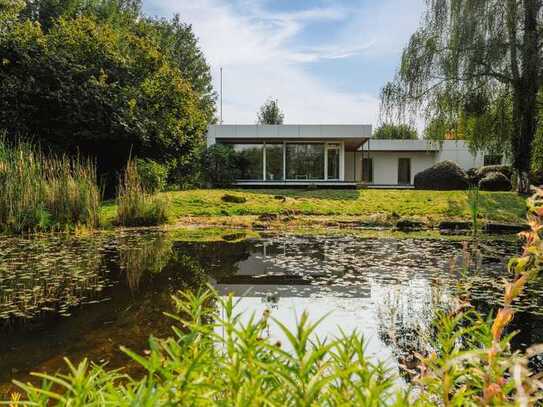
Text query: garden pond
0 228 542 396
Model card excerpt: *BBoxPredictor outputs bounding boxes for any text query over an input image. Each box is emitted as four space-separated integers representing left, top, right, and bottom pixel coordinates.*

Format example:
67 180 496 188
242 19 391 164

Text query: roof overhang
207 124 372 151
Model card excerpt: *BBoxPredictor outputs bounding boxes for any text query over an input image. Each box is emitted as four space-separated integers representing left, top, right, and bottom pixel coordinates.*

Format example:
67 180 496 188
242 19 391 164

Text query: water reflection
0 230 541 396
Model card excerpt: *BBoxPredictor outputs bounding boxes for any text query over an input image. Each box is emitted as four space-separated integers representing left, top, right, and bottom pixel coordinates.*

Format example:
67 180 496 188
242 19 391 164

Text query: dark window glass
362 158 373 183
234 144 263 180
484 155 503 166
327 147 340 180
398 158 411 184
265 144 283 181
286 143 325 180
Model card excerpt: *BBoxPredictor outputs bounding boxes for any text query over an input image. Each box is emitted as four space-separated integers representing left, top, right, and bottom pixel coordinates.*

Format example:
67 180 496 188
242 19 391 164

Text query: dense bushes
479 171 513 191
0 137 100 233
116 160 169 227
0 1 214 190
202 144 241 187
414 160 469 190
135 159 168 194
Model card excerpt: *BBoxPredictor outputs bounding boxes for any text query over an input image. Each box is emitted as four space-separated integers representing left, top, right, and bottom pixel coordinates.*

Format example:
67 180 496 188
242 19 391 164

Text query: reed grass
0 137 100 234
116 159 170 227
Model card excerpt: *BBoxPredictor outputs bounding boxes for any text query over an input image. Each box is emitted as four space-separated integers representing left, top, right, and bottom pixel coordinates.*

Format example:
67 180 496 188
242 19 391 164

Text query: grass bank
101 189 527 227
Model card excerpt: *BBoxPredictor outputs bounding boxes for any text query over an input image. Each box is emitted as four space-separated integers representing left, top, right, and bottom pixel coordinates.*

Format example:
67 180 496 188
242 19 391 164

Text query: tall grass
7 189 543 405
0 137 100 234
116 159 169 227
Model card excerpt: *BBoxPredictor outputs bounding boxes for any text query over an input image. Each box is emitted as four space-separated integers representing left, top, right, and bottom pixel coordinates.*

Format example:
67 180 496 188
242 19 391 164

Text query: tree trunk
512 0 540 194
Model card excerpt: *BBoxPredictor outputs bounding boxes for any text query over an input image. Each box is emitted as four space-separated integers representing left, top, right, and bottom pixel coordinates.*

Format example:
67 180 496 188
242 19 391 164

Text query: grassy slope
101 189 527 226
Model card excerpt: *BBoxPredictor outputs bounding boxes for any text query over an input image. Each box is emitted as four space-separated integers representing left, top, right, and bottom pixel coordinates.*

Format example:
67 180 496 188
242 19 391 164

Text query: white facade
206 125 493 187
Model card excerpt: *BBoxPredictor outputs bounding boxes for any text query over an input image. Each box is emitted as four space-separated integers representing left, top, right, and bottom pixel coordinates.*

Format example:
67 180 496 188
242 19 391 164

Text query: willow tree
381 0 542 193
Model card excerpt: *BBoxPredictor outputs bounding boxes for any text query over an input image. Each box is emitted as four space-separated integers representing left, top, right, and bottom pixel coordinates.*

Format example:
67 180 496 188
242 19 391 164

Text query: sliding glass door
226 142 342 182
286 143 325 180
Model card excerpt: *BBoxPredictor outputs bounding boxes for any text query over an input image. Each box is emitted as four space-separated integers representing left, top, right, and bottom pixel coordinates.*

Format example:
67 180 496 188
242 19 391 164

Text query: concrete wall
437 141 485 169
369 151 436 185
344 152 362 182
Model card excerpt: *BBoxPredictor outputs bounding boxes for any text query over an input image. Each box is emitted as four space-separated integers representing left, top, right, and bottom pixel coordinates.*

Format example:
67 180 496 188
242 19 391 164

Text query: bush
135 159 168 193
466 167 480 185
0 137 100 234
202 144 240 187
116 160 170 227
478 171 512 191
477 164 512 180
414 160 469 190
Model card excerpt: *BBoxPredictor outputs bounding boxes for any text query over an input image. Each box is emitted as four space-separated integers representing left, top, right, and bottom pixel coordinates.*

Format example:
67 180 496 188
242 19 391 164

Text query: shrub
116 160 170 227
477 164 513 180
478 171 512 191
135 159 168 194
221 194 246 204
414 160 469 190
202 144 240 187
0 137 100 234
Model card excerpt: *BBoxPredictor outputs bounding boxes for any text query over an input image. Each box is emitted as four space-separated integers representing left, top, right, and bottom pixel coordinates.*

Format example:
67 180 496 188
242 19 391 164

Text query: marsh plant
467 186 481 239
8 190 543 405
0 137 100 234
116 159 170 227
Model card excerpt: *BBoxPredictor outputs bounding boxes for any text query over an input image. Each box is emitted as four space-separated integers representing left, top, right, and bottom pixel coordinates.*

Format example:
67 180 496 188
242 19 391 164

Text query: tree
373 123 417 140
257 98 284 125
0 0 215 188
381 0 542 193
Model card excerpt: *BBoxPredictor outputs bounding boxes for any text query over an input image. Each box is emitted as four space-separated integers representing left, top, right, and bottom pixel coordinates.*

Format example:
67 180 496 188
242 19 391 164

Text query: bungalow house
206 124 502 188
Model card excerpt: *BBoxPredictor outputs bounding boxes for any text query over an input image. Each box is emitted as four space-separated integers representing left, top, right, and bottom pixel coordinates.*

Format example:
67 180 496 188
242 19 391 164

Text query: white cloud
145 0 423 125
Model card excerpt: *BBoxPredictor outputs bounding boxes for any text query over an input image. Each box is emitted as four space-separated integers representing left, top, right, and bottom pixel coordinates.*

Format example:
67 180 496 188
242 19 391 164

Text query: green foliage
116 159 169 227
135 158 167 193
374 123 417 140
257 98 284 125
0 136 100 234
0 0 214 187
381 0 542 192
202 144 241 187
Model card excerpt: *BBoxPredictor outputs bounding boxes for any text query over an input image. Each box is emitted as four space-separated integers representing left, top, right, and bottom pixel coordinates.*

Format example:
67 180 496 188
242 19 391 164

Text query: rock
477 165 513 180
466 168 480 185
478 172 512 191
414 161 469 190
395 219 425 231
222 232 247 241
221 194 247 203
483 223 530 234
257 213 278 222
251 222 269 230
438 220 472 231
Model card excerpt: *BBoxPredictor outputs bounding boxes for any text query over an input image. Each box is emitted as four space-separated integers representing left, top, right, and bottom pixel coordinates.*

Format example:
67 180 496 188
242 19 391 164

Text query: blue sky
143 0 425 126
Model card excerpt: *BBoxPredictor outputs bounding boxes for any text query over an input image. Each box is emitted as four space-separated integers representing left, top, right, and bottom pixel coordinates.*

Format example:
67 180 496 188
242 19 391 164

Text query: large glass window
327 144 340 180
265 143 284 181
286 143 325 180
234 144 263 180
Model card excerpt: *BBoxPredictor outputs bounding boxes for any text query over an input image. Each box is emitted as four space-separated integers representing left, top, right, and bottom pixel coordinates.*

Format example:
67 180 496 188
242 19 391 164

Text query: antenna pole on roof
220 67 223 125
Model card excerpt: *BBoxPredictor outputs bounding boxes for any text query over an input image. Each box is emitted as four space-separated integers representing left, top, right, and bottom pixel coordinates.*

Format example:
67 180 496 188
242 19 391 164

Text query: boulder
221 194 247 204
484 222 530 234
478 172 512 191
477 165 512 180
395 219 425 231
438 220 472 232
414 161 469 190
466 168 480 185
257 213 278 222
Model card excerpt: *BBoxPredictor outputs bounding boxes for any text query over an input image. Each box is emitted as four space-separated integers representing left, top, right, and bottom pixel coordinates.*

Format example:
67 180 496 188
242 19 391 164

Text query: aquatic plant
467 186 480 239
0 137 100 234
116 159 170 227
7 190 543 405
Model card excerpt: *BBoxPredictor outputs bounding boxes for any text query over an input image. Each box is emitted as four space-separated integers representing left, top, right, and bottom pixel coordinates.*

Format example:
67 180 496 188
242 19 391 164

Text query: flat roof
207 124 372 151
208 124 372 140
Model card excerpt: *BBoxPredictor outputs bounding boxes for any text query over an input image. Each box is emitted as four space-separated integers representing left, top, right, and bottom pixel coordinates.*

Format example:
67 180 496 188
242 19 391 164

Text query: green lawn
101 189 527 226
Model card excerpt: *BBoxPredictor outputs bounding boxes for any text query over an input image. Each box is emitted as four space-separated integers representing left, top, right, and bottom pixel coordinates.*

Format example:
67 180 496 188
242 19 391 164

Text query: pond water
0 229 542 396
